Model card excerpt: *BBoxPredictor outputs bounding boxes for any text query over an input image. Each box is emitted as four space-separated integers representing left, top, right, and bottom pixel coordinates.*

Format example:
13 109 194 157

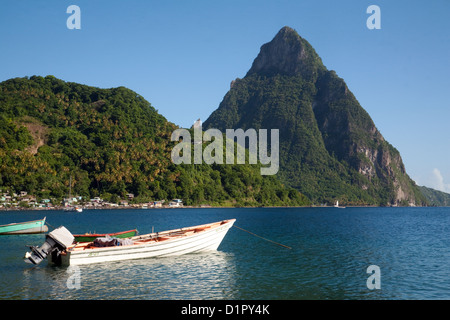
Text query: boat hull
52 219 235 266
0 218 47 235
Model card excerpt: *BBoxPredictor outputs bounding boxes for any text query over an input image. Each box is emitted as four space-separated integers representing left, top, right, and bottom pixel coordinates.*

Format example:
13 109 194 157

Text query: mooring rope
233 225 292 249
45 221 57 231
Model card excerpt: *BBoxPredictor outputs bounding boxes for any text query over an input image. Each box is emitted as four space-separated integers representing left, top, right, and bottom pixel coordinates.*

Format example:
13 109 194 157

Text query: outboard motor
25 226 74 265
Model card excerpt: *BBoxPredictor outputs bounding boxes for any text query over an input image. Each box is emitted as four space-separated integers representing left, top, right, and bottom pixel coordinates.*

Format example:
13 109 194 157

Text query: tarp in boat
89 235 133 247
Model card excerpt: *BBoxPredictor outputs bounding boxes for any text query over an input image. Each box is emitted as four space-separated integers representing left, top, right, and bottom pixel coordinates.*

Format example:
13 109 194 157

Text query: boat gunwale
0 217 46 228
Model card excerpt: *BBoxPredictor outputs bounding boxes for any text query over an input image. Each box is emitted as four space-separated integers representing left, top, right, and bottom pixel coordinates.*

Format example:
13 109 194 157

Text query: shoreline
0 204 437 212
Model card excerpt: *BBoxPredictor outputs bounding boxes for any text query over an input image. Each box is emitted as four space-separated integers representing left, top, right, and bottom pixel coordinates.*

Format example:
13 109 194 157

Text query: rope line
233 225 292 249
45 221 57 231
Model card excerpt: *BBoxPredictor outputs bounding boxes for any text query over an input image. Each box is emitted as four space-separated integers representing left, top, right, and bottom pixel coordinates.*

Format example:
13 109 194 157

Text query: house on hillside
169 199 183 207
153 201 163 208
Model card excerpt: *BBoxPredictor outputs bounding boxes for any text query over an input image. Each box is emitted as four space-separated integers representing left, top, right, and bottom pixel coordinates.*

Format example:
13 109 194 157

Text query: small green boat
0 217 48 235
73 229 138 242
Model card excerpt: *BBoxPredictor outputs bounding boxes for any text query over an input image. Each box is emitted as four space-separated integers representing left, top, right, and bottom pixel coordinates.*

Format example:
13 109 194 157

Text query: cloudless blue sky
1 0 449 192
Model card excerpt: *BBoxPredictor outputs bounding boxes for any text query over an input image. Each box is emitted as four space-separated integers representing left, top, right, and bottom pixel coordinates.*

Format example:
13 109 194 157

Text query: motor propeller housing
25 226 74 265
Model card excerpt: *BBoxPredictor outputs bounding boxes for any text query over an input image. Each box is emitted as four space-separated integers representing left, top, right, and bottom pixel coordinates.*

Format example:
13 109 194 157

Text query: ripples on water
1 207 450 300
60 252 238 300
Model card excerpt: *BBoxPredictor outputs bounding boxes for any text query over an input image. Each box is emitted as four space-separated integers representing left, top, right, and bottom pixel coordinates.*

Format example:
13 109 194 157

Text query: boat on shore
0 217 48 235
25 219 235 266
334 201 346 209
73 229 138 242
63 175 83 212
64 206 83 213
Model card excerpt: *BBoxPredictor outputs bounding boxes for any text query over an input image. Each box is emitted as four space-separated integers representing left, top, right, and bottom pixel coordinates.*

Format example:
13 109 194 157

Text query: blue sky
0 0 449 192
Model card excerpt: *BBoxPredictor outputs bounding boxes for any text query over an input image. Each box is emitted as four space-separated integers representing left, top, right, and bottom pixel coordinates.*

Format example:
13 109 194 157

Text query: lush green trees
0 76 308 207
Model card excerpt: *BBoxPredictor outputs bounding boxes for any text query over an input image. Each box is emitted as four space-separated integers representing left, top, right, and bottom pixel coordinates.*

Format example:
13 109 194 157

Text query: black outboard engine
25 226 74 265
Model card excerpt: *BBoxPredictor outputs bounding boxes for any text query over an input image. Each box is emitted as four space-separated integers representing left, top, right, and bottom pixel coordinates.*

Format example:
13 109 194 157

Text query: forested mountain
0 75 308 206
204 27 427 206
418 186 450 207
0 27 434 207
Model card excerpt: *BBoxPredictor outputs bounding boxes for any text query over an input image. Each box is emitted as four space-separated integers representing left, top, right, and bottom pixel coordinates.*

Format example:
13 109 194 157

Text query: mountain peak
205 27 428 206
277 26 299 37
246 26 323 77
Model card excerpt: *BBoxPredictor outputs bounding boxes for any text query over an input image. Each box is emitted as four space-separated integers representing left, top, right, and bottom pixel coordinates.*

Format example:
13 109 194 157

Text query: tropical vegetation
0 76 308 207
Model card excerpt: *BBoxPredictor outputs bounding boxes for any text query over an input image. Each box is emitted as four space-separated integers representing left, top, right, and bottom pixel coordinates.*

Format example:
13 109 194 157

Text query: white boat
64 175 83 212
334 201 345 209
45 219 235 266
64 206 83 213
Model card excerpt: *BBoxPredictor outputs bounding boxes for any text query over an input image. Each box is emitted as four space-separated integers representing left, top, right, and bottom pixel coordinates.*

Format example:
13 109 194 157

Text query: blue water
0 207 449 300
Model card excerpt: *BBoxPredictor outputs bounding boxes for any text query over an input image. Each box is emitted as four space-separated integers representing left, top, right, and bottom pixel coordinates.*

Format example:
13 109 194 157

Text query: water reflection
18 251 238 300
20 265 72 299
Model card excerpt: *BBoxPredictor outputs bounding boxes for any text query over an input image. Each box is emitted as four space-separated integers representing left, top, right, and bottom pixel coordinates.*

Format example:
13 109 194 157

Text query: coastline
0 204 435 212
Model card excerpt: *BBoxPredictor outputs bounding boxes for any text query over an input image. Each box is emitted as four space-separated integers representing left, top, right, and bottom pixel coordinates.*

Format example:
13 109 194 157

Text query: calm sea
0 207 449 300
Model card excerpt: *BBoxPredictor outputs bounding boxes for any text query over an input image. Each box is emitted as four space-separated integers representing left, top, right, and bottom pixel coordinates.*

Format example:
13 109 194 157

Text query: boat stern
25 226 75 265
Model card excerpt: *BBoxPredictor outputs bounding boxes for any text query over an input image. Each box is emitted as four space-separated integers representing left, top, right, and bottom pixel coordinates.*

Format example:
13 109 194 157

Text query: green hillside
0 75 308 207
418 186 450 206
